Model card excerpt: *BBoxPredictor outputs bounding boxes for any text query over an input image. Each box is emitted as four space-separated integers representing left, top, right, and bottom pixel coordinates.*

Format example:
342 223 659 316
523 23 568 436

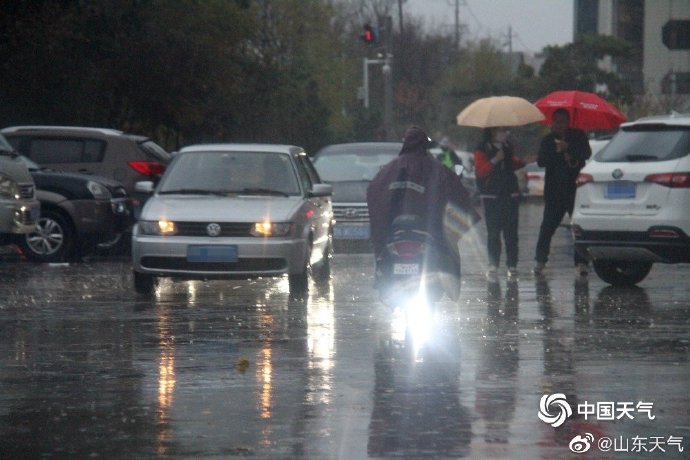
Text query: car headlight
138 220 177 235
250 221 292 237
0 174 20 199
87 180 112 200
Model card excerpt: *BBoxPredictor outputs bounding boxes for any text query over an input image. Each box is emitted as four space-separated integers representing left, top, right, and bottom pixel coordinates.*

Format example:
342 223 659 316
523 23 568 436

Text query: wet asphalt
0 200 689 459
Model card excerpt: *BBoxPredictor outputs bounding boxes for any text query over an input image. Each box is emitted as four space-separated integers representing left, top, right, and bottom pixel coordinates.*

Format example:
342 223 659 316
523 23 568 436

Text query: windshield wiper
625 154 658 161
239 187 289 197
159 188 227 196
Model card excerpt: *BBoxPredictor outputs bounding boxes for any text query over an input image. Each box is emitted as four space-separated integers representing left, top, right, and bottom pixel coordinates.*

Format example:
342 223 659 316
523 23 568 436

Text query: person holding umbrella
533 108 592 276
474 127 535 280
457 96 544 280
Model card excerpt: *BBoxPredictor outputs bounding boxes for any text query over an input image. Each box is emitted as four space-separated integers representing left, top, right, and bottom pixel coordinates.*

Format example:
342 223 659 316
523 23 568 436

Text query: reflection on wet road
1 203 689 458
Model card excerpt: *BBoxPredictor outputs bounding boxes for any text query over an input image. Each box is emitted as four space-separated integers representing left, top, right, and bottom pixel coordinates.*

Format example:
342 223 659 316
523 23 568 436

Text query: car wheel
19 209 75 263
133 271 156 295
289 243 311 295
592 260 652 286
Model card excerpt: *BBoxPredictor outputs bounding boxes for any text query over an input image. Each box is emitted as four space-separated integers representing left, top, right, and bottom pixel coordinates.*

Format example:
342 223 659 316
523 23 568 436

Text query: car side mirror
135 181 155 194
309 183 333 197
454 164 465 177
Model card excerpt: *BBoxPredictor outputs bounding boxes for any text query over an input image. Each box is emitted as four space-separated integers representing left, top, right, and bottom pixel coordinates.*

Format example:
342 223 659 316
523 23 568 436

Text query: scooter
375 214 460 309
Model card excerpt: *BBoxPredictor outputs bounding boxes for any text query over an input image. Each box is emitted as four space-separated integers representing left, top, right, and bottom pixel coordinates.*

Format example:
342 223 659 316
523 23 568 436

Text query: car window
314 152 397 181
138 140 171 162
298 153 321 184
0 134 13 154
159 151 300 195
293 155 314 193
28 138 106 163
596 126 690 162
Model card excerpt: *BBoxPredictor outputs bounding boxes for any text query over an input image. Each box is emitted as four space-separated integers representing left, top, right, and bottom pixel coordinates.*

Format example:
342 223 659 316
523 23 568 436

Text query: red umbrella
534 90 627 131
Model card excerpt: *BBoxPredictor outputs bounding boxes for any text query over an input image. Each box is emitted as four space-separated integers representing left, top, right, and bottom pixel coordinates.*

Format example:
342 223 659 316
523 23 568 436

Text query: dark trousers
535 197 587 265
482 196 519 267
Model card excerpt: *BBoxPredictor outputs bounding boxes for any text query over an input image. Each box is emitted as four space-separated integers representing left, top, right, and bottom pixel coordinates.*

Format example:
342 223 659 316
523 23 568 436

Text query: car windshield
314 149 398 182
158 151 300 196
595 125 690 162
0 134 14 155
138 140 172 162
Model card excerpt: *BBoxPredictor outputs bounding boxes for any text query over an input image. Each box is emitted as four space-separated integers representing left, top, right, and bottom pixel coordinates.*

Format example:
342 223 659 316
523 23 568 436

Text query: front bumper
573 226 690 264
132 233 308 279
71 197 134 237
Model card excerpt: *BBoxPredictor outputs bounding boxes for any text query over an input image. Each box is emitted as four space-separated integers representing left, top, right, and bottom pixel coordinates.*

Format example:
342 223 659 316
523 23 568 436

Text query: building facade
575 0 690 103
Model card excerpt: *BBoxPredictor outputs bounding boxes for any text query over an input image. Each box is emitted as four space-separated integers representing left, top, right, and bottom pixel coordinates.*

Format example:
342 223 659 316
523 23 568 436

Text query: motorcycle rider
367 126 480 280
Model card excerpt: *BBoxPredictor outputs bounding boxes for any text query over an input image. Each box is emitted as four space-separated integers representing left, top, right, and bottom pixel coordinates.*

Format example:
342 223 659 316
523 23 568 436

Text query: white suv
571 114 690 285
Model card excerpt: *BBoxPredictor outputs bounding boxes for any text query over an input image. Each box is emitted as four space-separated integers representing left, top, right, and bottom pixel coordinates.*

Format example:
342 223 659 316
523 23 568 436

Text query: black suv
2 126 171 217
17 156 133 262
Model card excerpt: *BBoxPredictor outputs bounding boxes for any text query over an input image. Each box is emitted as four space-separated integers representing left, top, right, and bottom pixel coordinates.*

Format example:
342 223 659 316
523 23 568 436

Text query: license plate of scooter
393 263 420 275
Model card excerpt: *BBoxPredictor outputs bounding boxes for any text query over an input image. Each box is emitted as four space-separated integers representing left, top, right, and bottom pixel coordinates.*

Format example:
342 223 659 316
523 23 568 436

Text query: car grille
18 183 34 199
140 256 285 272
174 222 254 237
333 205 369 222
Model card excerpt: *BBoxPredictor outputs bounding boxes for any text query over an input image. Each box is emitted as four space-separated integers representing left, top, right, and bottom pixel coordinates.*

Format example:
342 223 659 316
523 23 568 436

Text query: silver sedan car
131 144 333 295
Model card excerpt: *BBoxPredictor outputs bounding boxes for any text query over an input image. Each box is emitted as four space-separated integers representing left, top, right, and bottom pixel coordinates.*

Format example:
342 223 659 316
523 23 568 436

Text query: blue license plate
605 181 636 199
187 245 238 263
334 225 370 239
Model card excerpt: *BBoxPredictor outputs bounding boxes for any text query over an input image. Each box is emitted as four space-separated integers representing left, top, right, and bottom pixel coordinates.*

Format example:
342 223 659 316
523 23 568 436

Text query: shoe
507 266 518 279
533 262 546 275
576 263 588 276
486 266 498 280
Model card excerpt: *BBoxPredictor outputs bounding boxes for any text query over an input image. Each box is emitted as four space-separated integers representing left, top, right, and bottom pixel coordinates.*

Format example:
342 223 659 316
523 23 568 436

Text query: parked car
312 142 400 251
131 144 333 295
17 156 133 262
572 113 690 285
0 135 40 246
1 126 171 217
523 162 546 197
589 135 612 156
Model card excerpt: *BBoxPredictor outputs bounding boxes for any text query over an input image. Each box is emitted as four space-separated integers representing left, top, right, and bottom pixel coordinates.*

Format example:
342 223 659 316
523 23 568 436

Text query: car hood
142 195 303 222
329 180 369 203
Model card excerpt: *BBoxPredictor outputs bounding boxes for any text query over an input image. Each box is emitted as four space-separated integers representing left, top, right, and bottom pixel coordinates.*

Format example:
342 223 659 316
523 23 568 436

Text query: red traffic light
362 24 375 44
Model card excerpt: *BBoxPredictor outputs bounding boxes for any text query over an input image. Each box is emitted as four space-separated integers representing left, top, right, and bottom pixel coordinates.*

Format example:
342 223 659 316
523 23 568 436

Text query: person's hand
492 149 505 163
555 138 568 153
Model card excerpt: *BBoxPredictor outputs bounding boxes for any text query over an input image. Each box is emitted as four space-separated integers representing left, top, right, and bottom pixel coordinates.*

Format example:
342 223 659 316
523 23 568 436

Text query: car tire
289 243 311 295
19 208 75 263
592 260 653 286
133 271 156 295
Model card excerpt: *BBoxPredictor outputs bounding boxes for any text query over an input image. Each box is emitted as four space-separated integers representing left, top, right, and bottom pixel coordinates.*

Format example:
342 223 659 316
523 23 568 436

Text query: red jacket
474 141 525 197
366 149 480 257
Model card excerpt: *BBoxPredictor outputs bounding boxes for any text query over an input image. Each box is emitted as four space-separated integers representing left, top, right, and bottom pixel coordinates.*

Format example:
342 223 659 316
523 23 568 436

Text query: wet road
1 201 689 459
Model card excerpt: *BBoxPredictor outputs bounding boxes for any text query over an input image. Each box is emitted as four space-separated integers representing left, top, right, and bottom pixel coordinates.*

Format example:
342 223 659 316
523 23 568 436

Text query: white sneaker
576 263 588 276
507 266 518 279
533 262 546 274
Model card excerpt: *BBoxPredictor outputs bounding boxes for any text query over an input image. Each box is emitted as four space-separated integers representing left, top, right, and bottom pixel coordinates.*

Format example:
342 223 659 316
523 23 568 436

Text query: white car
131 144 333 295
572 114 690 285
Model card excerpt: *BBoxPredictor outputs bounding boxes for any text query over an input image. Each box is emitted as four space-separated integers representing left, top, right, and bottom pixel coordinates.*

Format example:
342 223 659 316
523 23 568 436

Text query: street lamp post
362 54 393 139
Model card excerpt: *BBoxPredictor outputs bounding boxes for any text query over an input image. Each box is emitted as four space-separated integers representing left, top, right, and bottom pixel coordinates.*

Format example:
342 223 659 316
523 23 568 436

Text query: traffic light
362 23 376 44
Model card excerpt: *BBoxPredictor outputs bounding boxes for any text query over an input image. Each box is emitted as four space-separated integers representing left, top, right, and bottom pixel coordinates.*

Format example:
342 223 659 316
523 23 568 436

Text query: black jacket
537 128 591 203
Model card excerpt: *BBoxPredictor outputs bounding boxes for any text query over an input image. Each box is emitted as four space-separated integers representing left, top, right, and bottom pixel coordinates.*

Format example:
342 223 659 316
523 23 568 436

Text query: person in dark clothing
474 127 535 279
533 108 592 276
367 126 480 272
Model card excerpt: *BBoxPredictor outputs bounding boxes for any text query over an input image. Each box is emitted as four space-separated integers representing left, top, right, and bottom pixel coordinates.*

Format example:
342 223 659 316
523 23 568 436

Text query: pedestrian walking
474 127 535 279
533 108 592 276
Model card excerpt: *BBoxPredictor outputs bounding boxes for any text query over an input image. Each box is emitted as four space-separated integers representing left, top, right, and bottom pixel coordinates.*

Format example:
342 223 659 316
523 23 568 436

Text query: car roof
179 143 304 156
1 125 124 136
314 142 402 156
622 112 690 128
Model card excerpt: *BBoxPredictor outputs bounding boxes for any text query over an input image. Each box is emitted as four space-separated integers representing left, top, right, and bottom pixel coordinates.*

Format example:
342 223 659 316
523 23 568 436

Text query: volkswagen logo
206 223 221 237
344 208 358 218
612 169 624 179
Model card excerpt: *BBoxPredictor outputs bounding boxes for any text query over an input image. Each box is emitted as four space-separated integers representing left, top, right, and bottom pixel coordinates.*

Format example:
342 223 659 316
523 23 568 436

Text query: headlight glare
139 220 177 235
250 221 291 237
0 174 20 199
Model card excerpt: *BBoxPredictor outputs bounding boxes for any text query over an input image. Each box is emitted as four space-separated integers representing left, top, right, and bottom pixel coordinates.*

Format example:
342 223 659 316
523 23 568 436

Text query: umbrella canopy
534 90 627 131
456 96 545 128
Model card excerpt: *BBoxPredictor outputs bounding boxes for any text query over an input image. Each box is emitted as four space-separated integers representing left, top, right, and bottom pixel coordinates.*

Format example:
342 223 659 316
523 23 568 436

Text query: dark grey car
313 142 401 251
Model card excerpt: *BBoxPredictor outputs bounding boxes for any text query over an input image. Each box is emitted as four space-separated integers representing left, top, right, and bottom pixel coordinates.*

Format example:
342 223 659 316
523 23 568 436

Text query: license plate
393 263 420 275
334 224 369 239
187 245 238 263
605 181 636 199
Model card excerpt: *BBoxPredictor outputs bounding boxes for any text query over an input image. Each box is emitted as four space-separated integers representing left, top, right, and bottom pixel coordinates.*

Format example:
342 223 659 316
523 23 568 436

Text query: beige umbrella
457 96 545 128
